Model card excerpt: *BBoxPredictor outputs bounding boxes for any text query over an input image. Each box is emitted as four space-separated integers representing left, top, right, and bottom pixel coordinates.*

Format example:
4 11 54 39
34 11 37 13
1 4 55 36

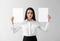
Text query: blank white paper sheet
38 8 48 22
12 8 24 23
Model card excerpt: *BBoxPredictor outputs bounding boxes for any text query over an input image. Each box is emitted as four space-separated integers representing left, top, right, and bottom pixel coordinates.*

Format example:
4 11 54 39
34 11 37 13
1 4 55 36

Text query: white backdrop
0 0 60 41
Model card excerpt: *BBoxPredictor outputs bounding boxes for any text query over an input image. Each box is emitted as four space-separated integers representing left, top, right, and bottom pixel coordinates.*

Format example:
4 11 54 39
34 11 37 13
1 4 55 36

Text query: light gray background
0 0 60 41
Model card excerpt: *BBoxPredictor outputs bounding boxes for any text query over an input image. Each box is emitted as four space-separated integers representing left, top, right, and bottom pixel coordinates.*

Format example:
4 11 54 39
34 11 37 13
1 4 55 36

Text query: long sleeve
11 23 22 33
38 22 49 32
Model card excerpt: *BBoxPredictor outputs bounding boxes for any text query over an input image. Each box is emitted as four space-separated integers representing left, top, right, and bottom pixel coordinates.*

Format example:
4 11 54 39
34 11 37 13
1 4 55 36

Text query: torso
21 19 40 36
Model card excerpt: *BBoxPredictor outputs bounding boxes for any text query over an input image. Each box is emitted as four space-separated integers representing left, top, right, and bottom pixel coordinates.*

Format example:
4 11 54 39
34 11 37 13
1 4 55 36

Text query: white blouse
11 19 49 36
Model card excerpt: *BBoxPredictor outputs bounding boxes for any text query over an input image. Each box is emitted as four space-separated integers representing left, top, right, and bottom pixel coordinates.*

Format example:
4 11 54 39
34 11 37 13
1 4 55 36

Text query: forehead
27 10 33 12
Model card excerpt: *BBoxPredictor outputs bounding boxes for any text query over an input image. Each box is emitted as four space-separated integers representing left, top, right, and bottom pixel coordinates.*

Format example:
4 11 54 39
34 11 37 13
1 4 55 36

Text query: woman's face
27 10 33 20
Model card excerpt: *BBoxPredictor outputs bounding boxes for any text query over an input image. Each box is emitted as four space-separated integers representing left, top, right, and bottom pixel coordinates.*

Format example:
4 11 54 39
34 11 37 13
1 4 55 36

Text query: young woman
10 7 51 41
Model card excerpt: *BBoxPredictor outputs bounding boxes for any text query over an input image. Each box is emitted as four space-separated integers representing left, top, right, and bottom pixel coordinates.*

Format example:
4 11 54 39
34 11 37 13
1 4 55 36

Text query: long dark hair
24 7 36 21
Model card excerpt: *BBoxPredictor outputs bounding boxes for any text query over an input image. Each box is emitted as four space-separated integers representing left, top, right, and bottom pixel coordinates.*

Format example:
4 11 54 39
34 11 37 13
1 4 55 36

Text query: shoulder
20 20 27 25
34 20 40 23
33 20 40 25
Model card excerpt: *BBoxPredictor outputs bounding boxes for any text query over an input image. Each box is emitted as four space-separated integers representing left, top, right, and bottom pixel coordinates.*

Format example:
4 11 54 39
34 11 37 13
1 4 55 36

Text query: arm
39 15 51 32
11 23 22 33
39 22 49 32
10 16 22 33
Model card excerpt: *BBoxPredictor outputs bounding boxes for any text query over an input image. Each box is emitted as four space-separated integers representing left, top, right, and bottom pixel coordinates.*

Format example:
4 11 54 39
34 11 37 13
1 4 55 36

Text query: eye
27 12 30 14
31 12 33 14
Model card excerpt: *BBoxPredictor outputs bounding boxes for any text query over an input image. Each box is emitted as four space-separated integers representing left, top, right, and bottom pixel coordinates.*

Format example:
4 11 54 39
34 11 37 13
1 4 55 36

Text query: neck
27 19 32 21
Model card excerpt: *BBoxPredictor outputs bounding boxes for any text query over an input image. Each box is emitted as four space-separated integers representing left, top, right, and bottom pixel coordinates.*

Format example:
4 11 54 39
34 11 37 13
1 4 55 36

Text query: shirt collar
25 19 34 22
